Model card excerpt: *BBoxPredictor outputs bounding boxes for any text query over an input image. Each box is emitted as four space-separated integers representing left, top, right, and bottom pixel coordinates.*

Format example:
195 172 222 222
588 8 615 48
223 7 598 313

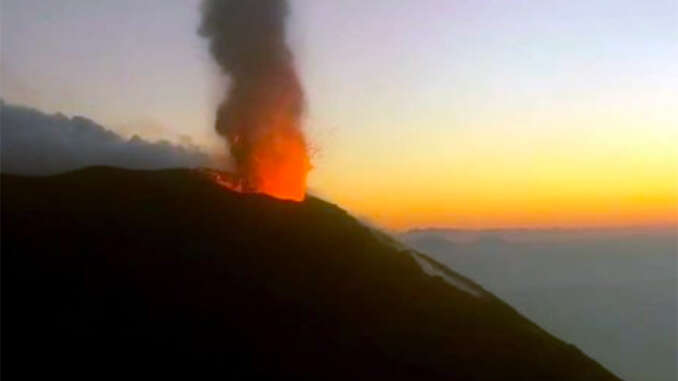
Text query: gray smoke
0 100 208 175
198 0 306 188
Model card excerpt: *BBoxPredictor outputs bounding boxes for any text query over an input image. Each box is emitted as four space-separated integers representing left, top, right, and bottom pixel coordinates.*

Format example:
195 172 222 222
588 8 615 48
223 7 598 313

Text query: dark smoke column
199 0 310 201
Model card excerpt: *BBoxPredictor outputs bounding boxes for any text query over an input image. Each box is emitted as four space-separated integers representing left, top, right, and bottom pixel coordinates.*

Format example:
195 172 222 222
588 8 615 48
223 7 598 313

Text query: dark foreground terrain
1 167 621 380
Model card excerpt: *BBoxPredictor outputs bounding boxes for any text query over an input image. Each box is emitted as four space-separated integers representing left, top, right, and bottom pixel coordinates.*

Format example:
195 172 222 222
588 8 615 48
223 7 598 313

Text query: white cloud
1 100 209 175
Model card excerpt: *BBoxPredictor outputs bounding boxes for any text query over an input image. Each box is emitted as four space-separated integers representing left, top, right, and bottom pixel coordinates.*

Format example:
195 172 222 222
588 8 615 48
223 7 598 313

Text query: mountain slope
1 167 621 380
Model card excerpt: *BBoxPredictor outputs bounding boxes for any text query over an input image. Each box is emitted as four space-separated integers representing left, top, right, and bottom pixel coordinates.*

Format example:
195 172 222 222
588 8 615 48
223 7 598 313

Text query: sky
2 0 677 230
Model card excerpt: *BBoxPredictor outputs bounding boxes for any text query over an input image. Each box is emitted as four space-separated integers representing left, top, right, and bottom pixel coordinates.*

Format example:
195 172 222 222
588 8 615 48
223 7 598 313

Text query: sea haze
402 227 677 381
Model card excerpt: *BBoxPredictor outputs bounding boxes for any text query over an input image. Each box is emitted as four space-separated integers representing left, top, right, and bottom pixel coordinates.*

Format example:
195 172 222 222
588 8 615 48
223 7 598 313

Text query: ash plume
199 0 309 198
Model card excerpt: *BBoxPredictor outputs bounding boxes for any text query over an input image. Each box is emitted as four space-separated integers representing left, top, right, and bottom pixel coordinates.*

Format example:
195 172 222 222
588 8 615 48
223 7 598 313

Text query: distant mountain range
2 167 621 380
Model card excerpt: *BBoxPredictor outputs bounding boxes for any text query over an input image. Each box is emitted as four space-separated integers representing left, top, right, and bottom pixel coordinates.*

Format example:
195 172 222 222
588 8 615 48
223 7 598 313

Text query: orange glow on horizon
309 117 678 230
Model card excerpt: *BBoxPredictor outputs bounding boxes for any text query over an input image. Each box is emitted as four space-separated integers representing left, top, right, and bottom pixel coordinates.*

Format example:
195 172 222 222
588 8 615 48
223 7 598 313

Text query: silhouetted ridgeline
1 167 621 380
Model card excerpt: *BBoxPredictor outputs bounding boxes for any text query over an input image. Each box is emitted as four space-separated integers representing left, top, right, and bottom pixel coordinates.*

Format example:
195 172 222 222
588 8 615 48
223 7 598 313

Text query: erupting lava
208 122 310 202
199 0 310 202
244 126 309 201
215 71 310 202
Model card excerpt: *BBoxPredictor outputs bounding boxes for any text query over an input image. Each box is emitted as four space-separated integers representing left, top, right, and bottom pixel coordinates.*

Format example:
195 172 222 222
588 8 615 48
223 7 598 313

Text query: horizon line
400 223 678 234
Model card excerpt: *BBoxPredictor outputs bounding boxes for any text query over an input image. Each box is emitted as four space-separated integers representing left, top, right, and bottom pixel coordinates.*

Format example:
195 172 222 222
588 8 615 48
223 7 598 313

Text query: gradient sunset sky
2 0 677 229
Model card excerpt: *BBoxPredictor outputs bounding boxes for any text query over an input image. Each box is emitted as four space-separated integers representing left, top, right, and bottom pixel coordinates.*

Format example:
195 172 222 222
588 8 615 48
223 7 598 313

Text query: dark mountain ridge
1 167 621 380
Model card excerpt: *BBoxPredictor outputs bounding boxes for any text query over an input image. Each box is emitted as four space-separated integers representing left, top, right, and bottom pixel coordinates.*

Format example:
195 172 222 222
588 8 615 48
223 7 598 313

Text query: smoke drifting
199 0 310 201
0 101 208 175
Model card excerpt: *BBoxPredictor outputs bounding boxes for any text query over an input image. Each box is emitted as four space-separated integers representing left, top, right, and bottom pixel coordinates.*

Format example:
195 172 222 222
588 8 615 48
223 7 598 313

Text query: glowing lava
203 120 309 202
246 125 310 201
213 81 310 202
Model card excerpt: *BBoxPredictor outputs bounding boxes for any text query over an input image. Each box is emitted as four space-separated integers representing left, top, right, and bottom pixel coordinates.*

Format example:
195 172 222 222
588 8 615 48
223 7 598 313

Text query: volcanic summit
1 167 621 380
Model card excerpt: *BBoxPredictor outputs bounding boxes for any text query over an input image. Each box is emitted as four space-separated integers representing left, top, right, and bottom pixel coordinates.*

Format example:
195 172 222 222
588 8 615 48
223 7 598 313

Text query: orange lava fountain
205 125 309 202
214 128 309 202
213 77 310 202
245 126 309 201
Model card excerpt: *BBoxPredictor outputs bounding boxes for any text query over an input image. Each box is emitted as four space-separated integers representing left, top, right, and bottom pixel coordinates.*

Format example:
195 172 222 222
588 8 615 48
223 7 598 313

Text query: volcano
1 167 620 380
